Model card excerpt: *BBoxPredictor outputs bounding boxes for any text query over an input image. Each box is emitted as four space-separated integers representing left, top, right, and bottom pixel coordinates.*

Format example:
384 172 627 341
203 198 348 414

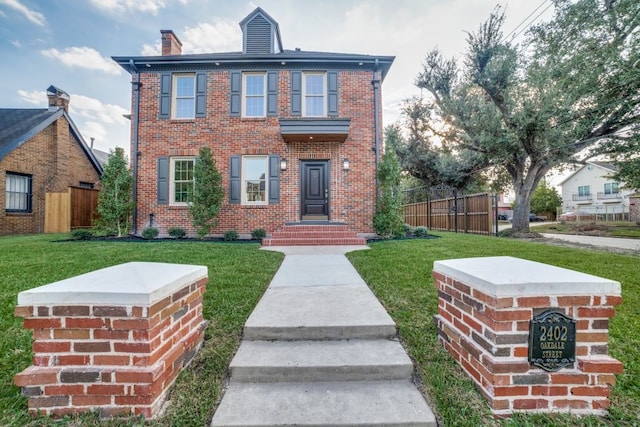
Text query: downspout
373 58 381 196
129 59 141 235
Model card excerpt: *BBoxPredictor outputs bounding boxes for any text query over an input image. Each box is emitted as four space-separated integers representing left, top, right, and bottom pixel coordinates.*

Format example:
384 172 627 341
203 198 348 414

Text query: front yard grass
347 232 639 426
1 233 638 426
0 234 284 426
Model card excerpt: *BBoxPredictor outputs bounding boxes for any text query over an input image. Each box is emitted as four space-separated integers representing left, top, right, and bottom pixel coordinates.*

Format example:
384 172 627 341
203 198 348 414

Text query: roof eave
112 54 395 80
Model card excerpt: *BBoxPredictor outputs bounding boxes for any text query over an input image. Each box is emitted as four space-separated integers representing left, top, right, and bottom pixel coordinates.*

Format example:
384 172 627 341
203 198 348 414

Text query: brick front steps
261 223 367 246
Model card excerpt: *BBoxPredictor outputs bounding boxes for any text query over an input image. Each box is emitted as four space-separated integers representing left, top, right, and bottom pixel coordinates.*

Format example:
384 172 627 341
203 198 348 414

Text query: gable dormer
240 7 283 54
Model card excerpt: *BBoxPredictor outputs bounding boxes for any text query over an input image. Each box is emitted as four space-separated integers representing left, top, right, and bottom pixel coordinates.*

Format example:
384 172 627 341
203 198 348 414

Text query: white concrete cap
433 256 620 298
17 262 207 306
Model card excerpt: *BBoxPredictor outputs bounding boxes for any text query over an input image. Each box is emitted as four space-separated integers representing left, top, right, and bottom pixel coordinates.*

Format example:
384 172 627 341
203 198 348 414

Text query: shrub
70 229 93 241
141 227 159 240
224 230 239 241
413 226 429 237
168 227 187 239
189 146 224 238
403 223 413 235
251 228 266 240
95 148 134 237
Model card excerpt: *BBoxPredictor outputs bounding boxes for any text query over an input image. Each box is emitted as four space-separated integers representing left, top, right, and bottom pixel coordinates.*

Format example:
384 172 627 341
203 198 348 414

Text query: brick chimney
46 85 70 112
161 30 182 55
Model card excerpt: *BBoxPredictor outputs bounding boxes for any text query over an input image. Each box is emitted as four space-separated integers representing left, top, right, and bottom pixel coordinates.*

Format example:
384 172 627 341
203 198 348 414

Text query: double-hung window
170 157 195 205
242 156 268 204
6 172 32 213
303 72 326 117
578 185 590 197
173 74 196 119
243 73 266 117
604 182 619 195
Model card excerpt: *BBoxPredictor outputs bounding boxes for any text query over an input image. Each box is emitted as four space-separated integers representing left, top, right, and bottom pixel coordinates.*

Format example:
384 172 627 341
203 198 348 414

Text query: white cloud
89 0 188 15
140 20 240 56
41 47 122 75
181 21 240 53
11 39 21 48
141 42 160 56
0 0 45 26
69 94 129 127
17 89 44 106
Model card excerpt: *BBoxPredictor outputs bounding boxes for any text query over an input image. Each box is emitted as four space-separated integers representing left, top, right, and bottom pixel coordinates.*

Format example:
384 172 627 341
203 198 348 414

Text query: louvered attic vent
245 15 273 54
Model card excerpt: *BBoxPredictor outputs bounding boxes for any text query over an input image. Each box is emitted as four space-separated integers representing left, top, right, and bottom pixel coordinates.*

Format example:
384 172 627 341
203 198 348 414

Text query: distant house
0 86 103 235
558 161 632 219
112 7 394 240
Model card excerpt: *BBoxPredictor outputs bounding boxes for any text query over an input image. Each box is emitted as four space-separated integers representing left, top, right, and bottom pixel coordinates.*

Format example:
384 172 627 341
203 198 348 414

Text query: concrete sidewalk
210 245 436 426
541 233 640 252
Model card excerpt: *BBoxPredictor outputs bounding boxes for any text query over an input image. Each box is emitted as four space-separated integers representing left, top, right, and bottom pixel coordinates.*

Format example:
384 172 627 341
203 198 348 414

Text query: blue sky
0 0 553 157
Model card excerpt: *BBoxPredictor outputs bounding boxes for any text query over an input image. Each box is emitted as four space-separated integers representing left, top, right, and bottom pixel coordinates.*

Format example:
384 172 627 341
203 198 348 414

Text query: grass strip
347 232 639 426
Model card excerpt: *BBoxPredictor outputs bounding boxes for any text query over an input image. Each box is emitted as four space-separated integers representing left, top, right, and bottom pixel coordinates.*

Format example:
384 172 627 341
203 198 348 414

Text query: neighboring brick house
113 8 393 239
0 86 103 236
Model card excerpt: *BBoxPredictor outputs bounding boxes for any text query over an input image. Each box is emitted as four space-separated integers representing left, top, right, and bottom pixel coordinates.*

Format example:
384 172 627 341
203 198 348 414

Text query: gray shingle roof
0 109 58 155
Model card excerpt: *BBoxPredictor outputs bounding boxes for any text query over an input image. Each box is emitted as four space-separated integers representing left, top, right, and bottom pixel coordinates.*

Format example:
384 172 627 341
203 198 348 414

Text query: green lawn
1 233 638 426
0 234 284 427
347 233 639 426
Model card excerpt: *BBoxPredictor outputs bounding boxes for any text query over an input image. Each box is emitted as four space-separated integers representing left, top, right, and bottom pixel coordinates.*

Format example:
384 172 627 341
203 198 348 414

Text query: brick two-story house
0 86 103 236
113 8 393 242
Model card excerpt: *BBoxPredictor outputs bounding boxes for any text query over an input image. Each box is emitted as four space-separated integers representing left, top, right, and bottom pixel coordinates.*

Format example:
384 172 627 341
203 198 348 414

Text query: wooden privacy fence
45 187 99 233
403 192 495 235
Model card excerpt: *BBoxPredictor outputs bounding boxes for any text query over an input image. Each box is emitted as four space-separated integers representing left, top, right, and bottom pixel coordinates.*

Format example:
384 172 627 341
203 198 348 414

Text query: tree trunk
510 161 549 232
512 186 533 232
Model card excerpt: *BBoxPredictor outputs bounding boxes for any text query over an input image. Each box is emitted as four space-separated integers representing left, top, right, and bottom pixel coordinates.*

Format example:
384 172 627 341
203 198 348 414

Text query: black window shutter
195 72 207 117
267 71 278 116
159 73 172 119
157 156 169 204
291 71 301 116
229 156 241 204
268 155 280 204
230 71 241 116
328 71 338 116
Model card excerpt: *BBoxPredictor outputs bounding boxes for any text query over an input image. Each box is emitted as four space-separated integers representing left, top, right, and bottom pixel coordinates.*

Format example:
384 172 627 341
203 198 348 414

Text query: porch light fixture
280 158 287 171
343 158 350 171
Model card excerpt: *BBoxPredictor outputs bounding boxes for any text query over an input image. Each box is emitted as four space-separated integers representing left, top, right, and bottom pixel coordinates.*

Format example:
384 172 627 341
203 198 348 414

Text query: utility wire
503 0 552 42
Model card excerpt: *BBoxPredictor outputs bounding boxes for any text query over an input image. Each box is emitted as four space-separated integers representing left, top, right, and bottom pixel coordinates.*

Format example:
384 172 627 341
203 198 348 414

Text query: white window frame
172 73 196 119
5 172 32 212
242 73 266 117
604 182 619 195
578 185 590 197
241 155 268 205
302 72 327 117
169 157 195 206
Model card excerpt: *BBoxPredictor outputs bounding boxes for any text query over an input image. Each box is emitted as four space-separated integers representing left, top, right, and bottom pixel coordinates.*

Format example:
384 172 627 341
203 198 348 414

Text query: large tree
413 0 640 231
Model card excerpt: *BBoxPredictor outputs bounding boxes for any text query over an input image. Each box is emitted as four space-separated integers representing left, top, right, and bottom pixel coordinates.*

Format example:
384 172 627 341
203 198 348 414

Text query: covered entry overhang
279 118 351 143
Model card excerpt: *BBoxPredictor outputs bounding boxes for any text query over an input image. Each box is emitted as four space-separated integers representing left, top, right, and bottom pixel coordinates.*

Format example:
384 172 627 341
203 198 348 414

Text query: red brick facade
1 115 101 236
132 67 383 237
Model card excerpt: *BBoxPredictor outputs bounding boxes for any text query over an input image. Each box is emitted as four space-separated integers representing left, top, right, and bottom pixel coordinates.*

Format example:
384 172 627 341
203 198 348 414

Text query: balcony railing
597 192 622 200
572 194 592 202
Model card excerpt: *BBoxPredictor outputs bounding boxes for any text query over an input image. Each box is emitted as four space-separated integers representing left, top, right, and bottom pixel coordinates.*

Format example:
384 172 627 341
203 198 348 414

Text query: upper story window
170 157 195 205
6 172 32 213
173 74 195 119
243 73 266 117
303 72 326 117
578 185 590 197
604 182 619 195
242 156 268 204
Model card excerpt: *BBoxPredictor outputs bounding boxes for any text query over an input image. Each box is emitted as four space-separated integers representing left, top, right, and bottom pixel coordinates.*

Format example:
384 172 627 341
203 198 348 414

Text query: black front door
301 161 329 220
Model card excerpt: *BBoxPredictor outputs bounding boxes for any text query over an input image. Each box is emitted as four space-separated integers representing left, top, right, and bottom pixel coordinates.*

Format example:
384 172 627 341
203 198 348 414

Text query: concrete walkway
210 245 436 426
541 233 640 252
